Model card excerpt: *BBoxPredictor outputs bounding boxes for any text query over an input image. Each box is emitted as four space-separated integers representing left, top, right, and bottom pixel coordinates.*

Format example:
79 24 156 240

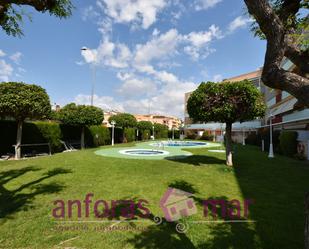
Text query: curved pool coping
94 141 222 160
119 149 170 157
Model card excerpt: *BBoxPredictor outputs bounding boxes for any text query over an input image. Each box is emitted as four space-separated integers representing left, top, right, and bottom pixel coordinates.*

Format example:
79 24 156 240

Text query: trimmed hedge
87 125 111 147
0 120 111 155
168 130 180 139
141 129 150 140
279 131 298 157
124 128 136 142
200 131 214 141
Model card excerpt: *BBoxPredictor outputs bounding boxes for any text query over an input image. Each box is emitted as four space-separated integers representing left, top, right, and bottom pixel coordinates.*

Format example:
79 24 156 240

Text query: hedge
279 131 298 157
124 128 136 142
141 129 150 140
0 120 111 155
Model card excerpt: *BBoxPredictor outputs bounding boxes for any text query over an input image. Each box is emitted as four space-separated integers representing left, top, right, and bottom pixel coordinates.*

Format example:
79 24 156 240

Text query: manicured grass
0 142 308 249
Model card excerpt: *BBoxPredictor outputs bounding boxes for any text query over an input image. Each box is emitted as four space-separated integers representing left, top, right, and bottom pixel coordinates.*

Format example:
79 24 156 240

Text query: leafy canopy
137 121 153 131
187 81 266 124
57 103 104 126
108 113 137 128
0 0 73 37
154 123 168 131
0 82 51 121
250 0 309 49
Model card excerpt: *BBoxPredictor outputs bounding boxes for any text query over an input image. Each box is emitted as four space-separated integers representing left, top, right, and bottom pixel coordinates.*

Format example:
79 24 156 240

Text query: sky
0 0 266 118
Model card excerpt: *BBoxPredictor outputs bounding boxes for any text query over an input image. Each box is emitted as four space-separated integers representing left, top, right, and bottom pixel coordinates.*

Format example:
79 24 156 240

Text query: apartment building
134 114 182 130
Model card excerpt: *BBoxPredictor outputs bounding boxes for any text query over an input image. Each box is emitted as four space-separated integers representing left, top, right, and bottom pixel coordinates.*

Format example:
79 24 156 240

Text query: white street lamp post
152 125 155 140
172 127 174 140
111 120 116 146
242 128 246 146
268 114 274 158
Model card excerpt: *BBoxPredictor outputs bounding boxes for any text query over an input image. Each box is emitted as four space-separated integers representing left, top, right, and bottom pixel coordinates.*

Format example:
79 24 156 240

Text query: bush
33 121 62 153
200 131 214 141
186 130 197 140
141 129 150 140
124 128 136 142
258 128 281 153
168 129 180 139
87 125 111 147
279 131 298 157
245 133 259 146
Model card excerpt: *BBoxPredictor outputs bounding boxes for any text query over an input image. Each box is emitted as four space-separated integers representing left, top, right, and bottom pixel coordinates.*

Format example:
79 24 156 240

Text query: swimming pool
150 141 207 147
119 149 170 156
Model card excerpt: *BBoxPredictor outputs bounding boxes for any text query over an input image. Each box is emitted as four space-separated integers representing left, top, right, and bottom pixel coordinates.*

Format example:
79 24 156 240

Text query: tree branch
245 0 309 108
0 0 56 12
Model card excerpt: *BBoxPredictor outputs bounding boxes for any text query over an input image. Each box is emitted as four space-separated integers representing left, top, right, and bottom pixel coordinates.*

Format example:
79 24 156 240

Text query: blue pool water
152 141 207 147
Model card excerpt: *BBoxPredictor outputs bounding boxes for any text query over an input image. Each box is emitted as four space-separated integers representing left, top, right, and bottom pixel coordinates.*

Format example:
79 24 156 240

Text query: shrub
200 131 214 141
245 133 259 146
87 125 111 147
141 129 150 140
279 131 298 157
33 121 62 153
168 129 180 139
186 130 197 140
124 128 136 142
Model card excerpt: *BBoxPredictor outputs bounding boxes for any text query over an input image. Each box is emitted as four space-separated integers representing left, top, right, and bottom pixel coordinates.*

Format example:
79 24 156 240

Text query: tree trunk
15 120 23 160
305 192 309 249
244 0 309 108
225 122 233 167
81 126 85 149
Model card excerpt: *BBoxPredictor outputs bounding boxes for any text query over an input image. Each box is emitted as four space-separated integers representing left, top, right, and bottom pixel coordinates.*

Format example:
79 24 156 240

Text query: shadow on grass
0 166 72 220
164 155 225 166
232 145 309 249
124 181 258 249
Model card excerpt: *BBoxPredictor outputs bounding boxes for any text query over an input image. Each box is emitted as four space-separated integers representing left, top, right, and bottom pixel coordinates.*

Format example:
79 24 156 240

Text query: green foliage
108 113 137 129
33 121 62 152
168 129 180 139
86 125 111 147
57 103 104 126
249 0 309 49
279 131 298 157
200 131 214 141
0 0 73 37
124 128 136 142
154 123 168 139
141 129 150 140
187 81 266 124
0 82 51 121
185 130 197 140
137 121 153 131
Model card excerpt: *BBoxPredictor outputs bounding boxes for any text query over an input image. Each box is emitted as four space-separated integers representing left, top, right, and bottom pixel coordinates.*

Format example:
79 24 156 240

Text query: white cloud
10 52 22 64
74 94 125 112
134 29 180 66
183 25 222 60
0 59 13 81
117 77 158 97
82 5 100 21
81 39 132 68
213 74 223 82
0 49 6 57
228 16 252 33
194 0 222 11
98 0 167 29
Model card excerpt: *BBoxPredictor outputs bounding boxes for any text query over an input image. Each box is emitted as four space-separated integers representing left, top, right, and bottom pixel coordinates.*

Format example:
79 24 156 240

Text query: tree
244 0 309 108
0 82 51 159
187 81 266 166
108 113 137 142
154 123 169 139
137 121 153 131
0 0 73 36
57 103 104 149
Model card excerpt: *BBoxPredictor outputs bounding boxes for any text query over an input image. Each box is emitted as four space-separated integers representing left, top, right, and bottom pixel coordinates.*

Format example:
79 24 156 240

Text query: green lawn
0 142 308 249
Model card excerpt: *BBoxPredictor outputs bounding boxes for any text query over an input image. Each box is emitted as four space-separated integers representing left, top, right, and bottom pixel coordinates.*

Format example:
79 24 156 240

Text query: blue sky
0 0 266 118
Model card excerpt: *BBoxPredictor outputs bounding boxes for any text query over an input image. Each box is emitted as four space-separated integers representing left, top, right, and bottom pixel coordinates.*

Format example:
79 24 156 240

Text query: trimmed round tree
0 82 51 159
187 80 266 166
57 103 104 149
108 113 137 142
